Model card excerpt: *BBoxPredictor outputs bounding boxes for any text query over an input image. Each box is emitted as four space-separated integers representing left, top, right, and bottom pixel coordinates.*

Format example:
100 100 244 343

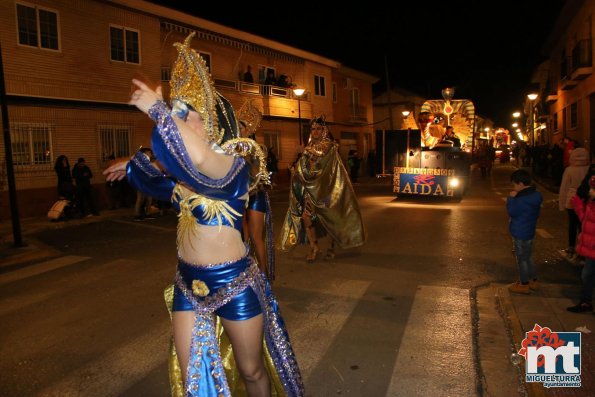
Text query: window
99 125 132 164
264 132 281 160
351 88 360 107
110 26 140 64
553 112 559 132
16 3 59 50
11 123 52 168
332 82 337 103
314 75 326 97
570 102 578 129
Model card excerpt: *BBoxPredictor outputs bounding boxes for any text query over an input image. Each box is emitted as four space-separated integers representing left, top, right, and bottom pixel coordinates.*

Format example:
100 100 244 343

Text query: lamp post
293 88 305 146
402 110 411 168
527 93 538 148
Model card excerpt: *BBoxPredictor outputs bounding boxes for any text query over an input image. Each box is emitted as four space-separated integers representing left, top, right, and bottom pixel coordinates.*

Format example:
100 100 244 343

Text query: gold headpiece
236 100 262 136
170 32 223 144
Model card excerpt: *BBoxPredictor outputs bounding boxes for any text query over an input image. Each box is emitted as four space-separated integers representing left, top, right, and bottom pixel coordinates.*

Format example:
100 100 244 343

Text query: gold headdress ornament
236 100 262 136
305 114 334 156
170 32 224 144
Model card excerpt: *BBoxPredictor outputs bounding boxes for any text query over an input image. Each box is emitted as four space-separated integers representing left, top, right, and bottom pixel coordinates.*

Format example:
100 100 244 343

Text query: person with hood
567 175 595 313
507 169 543 294
559 147 590 261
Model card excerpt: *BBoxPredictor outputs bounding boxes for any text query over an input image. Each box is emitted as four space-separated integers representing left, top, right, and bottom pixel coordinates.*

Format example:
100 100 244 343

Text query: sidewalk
0 207 137 270
480 282 594 397
477 163 593 396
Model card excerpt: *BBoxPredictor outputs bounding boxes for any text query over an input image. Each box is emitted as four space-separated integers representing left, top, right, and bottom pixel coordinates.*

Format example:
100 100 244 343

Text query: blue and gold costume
127 33 303 397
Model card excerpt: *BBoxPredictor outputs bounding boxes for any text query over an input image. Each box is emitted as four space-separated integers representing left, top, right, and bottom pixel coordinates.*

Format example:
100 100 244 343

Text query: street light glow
527 93 538 101
402 110 410 117
513 112 521 118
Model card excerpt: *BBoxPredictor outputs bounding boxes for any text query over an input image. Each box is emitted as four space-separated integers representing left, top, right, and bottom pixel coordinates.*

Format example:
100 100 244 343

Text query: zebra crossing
0 255 479 396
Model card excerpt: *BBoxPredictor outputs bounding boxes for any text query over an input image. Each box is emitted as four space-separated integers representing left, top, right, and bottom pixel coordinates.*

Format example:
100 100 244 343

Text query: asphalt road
0 163 580 397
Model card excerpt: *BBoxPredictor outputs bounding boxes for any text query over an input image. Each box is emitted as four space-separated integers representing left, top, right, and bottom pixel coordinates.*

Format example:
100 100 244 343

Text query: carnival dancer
104 33 303 397
237 100 275 280
279 116 366 262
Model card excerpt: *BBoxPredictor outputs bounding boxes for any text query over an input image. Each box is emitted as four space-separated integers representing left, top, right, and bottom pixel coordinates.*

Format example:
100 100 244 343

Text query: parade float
377 88 475 198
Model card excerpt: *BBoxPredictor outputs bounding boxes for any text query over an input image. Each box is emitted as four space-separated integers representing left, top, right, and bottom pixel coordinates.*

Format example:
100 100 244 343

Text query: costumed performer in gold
104 33 303 397
237 100 275 280
278 115 366 262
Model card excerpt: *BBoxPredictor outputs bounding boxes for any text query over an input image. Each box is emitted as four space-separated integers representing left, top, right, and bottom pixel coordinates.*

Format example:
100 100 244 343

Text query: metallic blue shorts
247 190 267 213
173 256 262 320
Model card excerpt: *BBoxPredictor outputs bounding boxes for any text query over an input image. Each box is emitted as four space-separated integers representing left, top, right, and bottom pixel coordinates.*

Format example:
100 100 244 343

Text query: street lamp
293 88 305 145
527 93 538 148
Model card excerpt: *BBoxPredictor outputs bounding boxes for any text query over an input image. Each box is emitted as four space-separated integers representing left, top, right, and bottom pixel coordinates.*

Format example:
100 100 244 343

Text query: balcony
545 93 558 103
560 75 577 90
544 77 557 103
571 39 593 80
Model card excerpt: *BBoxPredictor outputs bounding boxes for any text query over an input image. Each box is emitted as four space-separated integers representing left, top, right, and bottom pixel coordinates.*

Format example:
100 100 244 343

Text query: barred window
16 3 59 50
110 26 140 64
99 125 132 164
11 123 52 169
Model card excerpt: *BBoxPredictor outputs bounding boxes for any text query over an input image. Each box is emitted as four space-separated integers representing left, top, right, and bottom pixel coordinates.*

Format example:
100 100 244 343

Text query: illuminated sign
393 167 454 196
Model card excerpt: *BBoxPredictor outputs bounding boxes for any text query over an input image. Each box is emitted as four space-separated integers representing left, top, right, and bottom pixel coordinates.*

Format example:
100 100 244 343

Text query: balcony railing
572 39 592 70
571 39 593 80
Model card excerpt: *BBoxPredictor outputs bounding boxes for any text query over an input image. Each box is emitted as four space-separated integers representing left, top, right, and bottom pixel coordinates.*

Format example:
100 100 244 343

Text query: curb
495 284 547 397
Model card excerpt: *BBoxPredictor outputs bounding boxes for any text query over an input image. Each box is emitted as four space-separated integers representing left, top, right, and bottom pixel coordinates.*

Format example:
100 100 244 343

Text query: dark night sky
149 1 566 127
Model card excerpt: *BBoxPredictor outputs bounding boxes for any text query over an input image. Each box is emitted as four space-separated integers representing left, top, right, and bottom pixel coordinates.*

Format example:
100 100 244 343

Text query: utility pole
0 42 24 247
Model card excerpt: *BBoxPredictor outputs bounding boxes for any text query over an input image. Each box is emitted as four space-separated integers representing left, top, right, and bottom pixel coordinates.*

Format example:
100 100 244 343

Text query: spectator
559 147 590 261
264 69 276 86
563 137 576 168
567 176 595 313
267 147 279 185
367 150 376 177
243 65 253 83
506 169 543 294
54 155 74 200
348 149 361 183
72 157 99 217
134 147 156 221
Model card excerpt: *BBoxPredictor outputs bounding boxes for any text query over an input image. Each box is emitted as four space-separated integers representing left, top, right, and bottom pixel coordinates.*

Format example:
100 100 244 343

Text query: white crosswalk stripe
0 255 89 285
36 321 170 397
385 286 475 396
281 278 371 380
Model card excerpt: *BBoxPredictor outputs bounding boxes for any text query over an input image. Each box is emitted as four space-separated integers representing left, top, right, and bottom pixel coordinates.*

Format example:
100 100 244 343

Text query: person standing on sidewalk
558 147 590 261
507 169 543 294
72 157 99 217
567 175 595 313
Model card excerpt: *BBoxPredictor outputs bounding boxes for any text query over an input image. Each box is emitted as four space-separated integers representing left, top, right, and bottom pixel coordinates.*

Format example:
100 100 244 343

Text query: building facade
0 0 377 217
538 0 595 153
